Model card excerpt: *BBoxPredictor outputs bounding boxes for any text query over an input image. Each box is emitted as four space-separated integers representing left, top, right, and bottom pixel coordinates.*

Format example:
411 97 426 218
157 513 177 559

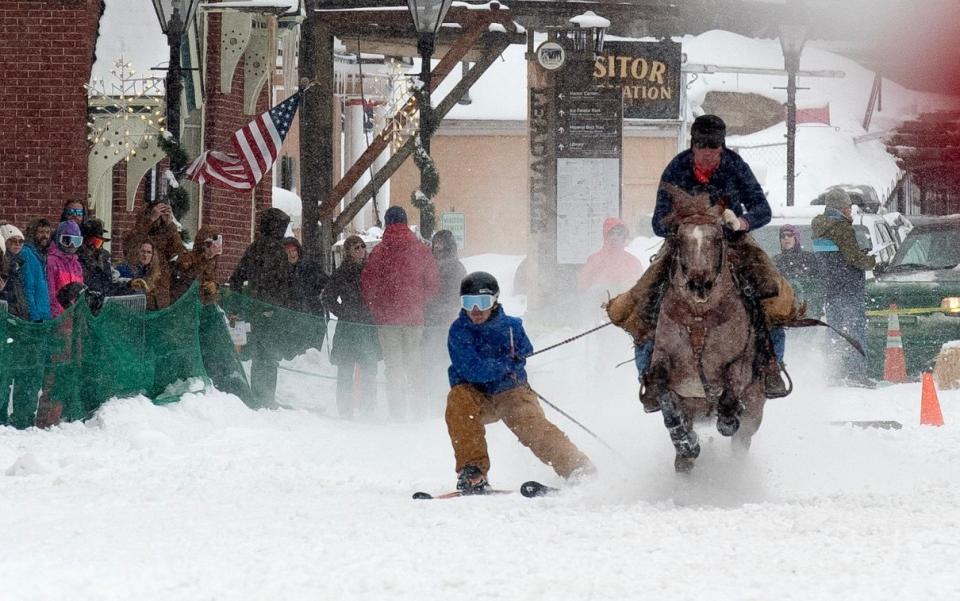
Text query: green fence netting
0 283 270 429
1 280 464 428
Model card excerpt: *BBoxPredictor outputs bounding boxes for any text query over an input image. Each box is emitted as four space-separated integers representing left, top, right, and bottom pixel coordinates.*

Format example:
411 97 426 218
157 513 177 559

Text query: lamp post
152 0 201 142
779 22 807 207
407 0 453 238
568 10 609 56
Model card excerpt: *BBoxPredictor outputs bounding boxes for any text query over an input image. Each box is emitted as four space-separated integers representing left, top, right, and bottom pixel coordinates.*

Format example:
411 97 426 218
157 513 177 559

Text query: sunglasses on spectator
59 234 83 247
780 233 796 239
461 294 497 311
350 243 367 250
65 208 85 217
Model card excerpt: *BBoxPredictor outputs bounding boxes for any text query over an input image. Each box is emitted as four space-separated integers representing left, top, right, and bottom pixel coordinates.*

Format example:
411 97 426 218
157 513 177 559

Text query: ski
520 480 559 498
412 489 512 500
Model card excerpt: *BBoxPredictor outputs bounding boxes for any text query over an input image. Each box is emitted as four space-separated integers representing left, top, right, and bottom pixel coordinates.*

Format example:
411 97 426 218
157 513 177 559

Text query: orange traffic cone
921 372 945 427
883 304 908 383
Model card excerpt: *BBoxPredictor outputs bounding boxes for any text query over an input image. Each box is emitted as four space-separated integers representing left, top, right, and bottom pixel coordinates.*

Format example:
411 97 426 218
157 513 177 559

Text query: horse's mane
660 183 723 228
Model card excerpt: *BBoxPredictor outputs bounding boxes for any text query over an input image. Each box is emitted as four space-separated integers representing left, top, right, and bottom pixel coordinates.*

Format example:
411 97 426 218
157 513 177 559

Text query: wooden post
299 5 335 270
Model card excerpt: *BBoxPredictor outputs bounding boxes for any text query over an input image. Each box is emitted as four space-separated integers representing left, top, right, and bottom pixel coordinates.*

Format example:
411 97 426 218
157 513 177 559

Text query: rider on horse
606 115 792 411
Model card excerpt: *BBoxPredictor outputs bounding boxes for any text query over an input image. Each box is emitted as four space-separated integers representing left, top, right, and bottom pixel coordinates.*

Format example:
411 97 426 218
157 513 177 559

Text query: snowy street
3 334 959 601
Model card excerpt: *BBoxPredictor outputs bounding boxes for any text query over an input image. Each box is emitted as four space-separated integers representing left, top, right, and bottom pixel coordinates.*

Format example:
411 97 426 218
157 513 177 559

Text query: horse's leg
656 384 700 471
715 388 744 437
732 383 765 453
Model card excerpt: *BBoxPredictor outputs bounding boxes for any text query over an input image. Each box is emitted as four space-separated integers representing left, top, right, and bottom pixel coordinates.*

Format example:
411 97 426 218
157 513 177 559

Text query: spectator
122 200 184 269
812 189 876 387
46 221 85 318
423 229 466 413
170 225 223 304
578 218 644 296
228 208 293 407
1 224 29 319
322 235 381 419
125 241 171 311
774 223 822 315
283 236 329 314
60 198 88 226
361 206 440 420
20 218 52 321
78 218 119 298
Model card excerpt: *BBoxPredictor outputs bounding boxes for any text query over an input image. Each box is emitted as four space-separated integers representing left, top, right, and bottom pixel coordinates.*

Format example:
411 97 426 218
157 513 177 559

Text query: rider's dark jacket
652 148 771 237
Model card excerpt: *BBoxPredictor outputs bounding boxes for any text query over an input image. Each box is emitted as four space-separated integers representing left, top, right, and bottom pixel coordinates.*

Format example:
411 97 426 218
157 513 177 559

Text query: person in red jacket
578 217 644 297
361 206 439 420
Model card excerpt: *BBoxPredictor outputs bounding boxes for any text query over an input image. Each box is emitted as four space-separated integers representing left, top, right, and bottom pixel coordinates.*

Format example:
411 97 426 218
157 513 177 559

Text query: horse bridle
673 215 727 300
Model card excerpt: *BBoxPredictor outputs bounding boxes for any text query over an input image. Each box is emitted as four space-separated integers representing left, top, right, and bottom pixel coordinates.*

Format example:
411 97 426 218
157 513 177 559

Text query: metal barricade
101 293 147 314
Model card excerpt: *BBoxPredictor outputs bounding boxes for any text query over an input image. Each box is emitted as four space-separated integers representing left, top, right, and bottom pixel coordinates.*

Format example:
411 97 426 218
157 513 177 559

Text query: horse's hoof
676 435 700 459
717 415 740 437
675 455 696 472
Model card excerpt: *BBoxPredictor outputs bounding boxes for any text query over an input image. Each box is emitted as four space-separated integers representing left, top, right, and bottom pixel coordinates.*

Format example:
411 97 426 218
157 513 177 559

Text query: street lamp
779 22 807 207
407 0 454 238
407 0 454 155
152 0 201 142
568 11 610 56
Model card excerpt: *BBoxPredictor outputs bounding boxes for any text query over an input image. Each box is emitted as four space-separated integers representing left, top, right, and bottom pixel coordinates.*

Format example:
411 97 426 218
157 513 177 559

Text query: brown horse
648 186 767 472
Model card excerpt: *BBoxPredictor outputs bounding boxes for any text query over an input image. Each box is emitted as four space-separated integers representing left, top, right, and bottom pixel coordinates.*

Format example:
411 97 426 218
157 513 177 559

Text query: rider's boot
639 374 661 413
764 358 789 399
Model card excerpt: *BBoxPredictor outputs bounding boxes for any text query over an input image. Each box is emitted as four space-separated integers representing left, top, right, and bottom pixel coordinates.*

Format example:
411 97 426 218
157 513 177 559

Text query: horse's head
661 184 726 303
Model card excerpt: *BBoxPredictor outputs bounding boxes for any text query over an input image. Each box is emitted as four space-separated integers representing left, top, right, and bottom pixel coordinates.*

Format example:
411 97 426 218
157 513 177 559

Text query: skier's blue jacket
447 305 534 396
652 148 771 237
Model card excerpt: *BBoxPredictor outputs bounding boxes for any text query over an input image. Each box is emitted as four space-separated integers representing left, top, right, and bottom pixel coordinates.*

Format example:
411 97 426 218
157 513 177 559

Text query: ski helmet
460 271 499 297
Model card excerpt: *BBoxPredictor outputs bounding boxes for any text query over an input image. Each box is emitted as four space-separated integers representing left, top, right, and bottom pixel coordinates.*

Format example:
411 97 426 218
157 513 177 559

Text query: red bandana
693 161 717 184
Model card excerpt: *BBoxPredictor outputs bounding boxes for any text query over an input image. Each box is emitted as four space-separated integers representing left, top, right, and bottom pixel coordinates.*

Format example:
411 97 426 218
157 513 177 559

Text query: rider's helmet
460 271 499 297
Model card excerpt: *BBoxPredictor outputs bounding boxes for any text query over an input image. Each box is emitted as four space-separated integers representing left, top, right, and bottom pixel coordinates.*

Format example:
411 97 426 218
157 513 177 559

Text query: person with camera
122 199 184 271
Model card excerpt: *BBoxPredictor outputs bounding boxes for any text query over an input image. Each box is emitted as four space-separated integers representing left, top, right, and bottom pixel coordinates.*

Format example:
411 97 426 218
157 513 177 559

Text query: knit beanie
384 206 407 226
823 188 852 212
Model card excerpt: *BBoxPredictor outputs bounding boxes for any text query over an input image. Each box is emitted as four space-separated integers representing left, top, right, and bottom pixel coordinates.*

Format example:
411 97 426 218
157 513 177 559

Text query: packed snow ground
2 325 959 601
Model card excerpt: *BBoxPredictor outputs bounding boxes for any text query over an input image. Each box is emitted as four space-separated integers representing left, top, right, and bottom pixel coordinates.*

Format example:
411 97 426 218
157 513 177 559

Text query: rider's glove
722 209 748 232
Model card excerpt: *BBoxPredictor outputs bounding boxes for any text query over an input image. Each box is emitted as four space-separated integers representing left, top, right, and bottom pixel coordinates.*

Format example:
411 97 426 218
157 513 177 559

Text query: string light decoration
86 58 166 163
379 58 421 152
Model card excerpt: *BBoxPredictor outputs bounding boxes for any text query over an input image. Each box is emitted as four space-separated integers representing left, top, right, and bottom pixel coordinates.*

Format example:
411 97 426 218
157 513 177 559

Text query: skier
445 271 594 494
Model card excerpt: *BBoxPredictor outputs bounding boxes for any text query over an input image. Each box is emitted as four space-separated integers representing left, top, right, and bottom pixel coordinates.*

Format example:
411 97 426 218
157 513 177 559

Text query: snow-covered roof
92 1 169 87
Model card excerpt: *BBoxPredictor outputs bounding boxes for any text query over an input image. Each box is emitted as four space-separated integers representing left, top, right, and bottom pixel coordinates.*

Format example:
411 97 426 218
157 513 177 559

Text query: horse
647 185 767 472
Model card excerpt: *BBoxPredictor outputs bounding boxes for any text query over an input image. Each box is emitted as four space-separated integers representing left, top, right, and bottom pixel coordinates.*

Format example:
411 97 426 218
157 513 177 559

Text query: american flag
186 91 302 190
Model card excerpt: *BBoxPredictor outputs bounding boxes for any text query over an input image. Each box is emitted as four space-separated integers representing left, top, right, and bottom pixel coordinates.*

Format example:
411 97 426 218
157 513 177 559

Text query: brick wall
0 0 103 229
201 11 272 281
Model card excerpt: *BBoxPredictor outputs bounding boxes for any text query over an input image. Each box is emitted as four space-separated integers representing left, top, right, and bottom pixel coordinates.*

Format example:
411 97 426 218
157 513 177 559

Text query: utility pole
298 0 335 270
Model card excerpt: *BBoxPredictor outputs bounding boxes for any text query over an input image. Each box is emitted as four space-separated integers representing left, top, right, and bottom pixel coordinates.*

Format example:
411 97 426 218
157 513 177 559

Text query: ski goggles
461 294 497 311
65 207 85 218
59 234 83 247
203 235 224 256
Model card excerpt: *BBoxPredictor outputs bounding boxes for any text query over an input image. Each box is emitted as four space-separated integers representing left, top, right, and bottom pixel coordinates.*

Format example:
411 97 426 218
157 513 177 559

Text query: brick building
1 0 295 279
0 0 104 228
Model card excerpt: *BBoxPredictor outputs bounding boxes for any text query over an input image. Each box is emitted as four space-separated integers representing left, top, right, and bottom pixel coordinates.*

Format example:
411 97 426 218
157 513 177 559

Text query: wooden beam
340 31 525 60
319 5 508 219
332 35 512 235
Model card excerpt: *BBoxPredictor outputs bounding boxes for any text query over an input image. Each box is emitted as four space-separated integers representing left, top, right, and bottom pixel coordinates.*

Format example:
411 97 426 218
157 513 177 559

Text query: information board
440 212 466 250
556 158 620 264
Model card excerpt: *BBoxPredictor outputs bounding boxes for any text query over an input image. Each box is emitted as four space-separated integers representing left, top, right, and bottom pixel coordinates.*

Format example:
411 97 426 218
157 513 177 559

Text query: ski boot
456 465 490 495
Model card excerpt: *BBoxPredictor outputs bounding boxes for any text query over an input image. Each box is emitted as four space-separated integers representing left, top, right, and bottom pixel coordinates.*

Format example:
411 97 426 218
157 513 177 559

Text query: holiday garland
157 133 191 220
409 87 440 238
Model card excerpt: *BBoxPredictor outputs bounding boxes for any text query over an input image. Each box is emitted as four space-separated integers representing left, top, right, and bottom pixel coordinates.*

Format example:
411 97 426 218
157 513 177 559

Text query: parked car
864 216 960 378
